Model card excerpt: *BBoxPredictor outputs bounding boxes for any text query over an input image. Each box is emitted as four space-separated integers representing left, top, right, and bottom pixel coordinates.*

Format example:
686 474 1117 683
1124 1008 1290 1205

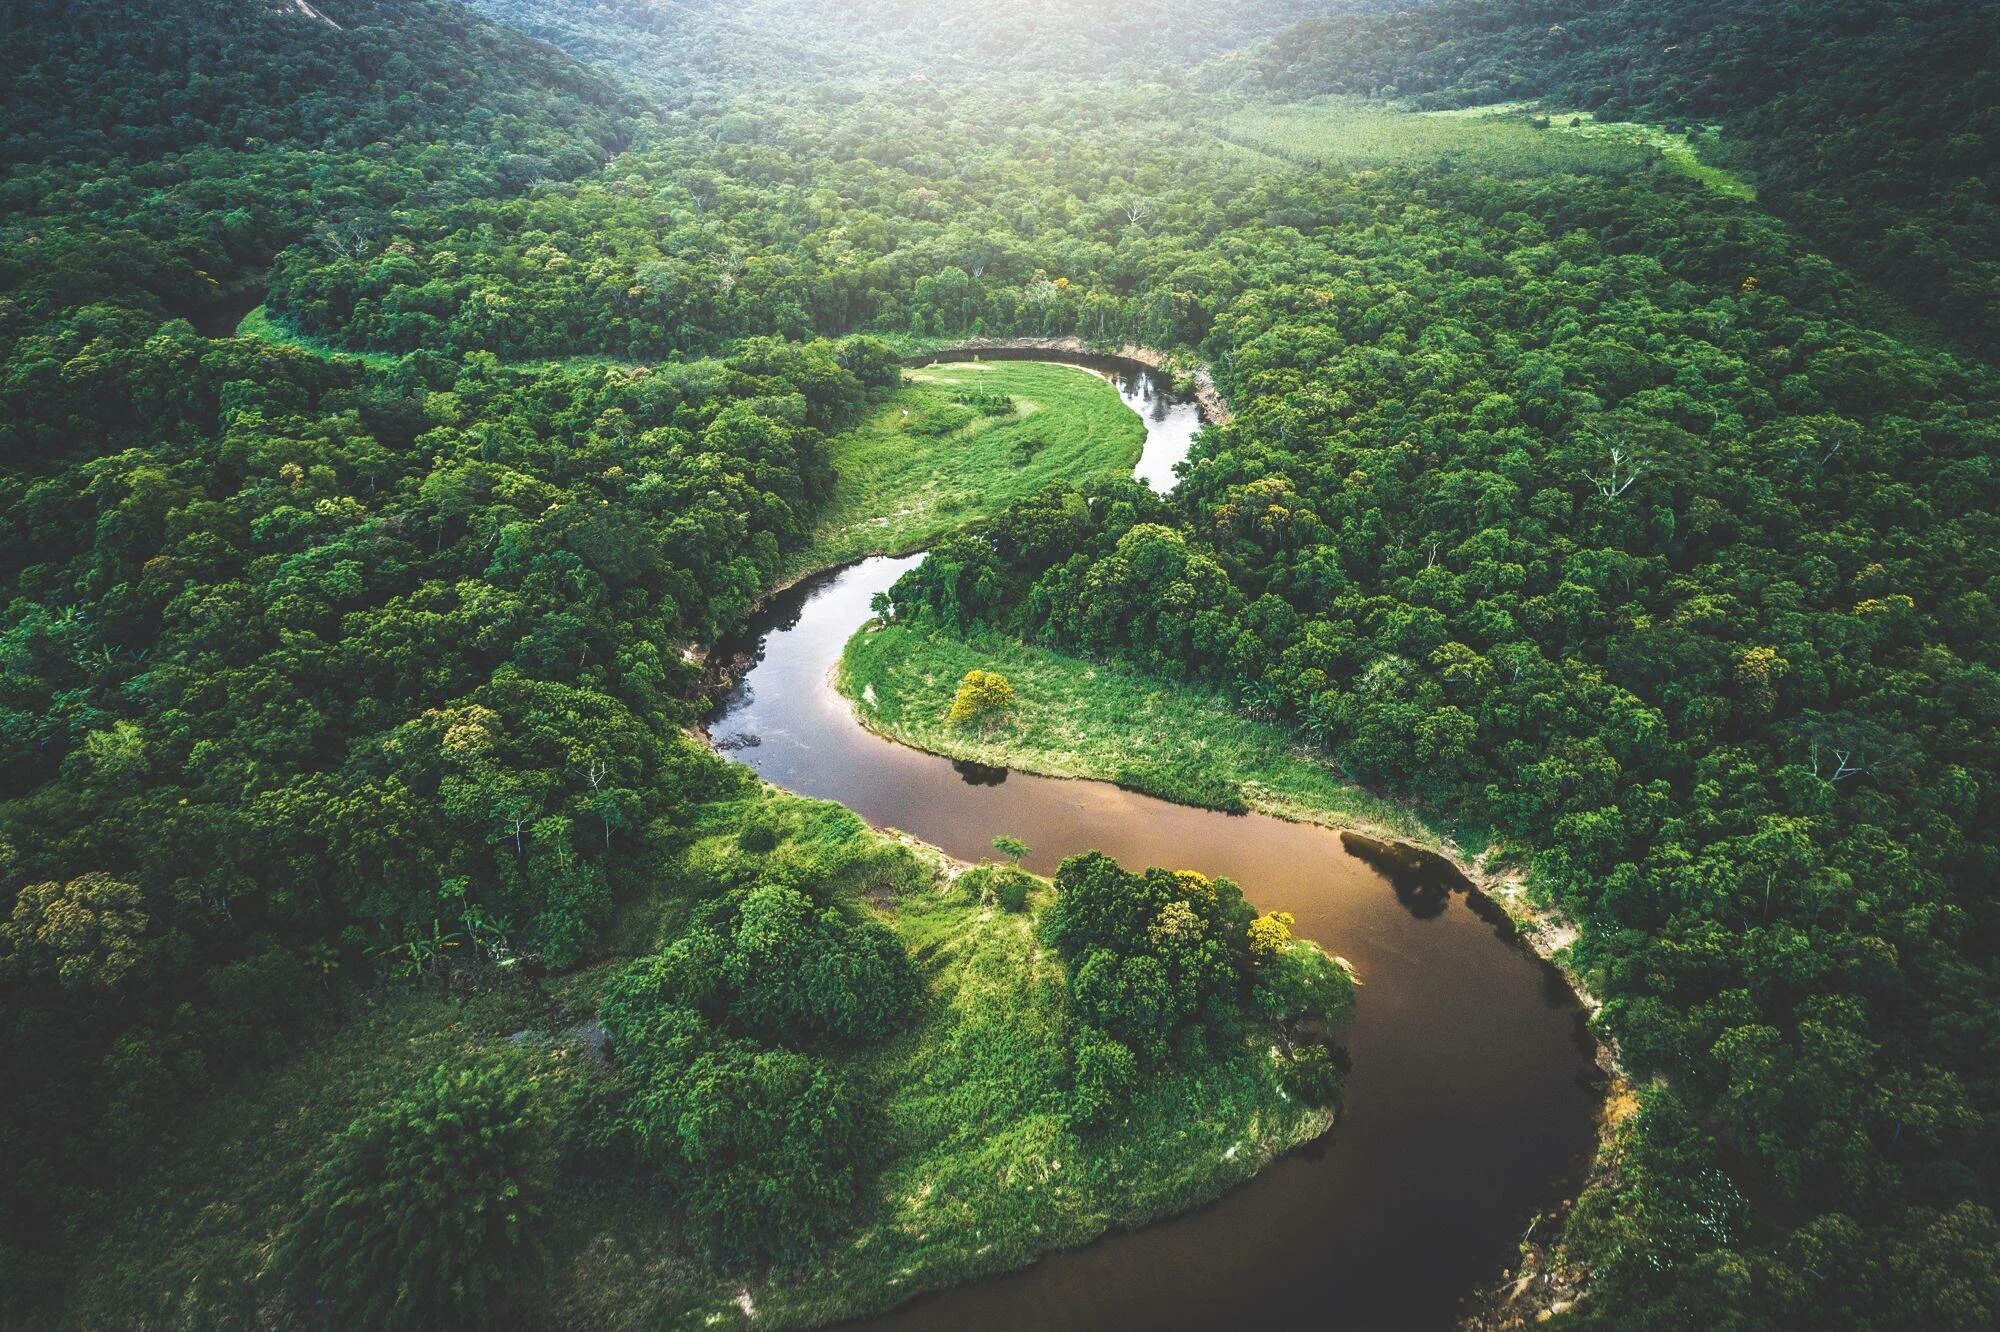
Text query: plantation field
793 360 1146 575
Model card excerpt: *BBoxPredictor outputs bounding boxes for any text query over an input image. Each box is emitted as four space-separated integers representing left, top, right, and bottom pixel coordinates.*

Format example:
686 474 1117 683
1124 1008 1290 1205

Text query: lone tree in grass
948 669 1014 727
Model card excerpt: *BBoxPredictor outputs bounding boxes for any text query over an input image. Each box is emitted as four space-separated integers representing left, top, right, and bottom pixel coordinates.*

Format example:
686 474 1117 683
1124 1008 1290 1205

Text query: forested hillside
3 0 1998 1327
1 0 638 339
465 0 1335 93
1222 0 2000 357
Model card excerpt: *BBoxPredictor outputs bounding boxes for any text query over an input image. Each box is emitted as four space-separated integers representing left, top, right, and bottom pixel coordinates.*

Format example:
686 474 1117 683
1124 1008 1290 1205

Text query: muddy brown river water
707 361 1602 1331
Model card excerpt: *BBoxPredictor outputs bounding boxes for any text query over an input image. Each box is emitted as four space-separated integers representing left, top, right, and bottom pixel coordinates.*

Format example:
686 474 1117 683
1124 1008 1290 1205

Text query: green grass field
60 787 1322 1329
840 621 1448 849
1210 97 1752 197
792 360 1146 576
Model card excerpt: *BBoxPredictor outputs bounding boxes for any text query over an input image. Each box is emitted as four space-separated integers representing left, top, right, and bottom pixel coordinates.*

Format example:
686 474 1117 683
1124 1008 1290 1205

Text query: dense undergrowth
51 783 1347 1329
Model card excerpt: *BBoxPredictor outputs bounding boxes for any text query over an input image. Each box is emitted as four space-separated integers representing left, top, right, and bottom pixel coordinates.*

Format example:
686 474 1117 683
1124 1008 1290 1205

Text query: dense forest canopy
2 0 1997 1326
1219 0 2000 358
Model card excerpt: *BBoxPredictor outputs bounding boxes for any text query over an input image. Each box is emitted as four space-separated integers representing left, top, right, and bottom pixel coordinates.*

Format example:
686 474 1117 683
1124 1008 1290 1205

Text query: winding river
709 360 1603 1331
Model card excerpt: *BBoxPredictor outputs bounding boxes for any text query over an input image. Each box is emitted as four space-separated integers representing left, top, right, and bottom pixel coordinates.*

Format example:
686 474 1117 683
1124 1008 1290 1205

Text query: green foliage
271 1053 552 1329
624 1024 868 1268
9 0 2000 1320
1 872 148 990
1229 0 2000 356
595 811 921 1268
1068 1025 1141 1129
948 669 1016 727
797 361 1146 574
1274 1043 1344 1105
1253 938 1355 1028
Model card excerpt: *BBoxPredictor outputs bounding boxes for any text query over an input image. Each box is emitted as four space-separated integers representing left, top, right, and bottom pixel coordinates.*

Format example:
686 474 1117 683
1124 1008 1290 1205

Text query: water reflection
952 758 1009 786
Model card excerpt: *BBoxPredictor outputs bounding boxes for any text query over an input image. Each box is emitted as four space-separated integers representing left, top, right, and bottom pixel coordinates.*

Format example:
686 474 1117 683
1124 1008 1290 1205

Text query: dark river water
707 362 1602 1331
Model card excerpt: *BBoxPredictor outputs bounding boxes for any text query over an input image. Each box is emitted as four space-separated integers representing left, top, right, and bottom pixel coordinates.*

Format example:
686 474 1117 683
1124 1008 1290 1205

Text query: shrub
1068 1025 1140 1129
963 863 1037 912
738 816 782 854
991 867 1034 912
1252 939 1356 1027
724 884 919 1044
948 668 1015 726
629 1040 867 1267
1277 1042 1346 1106
272 1054 551 1329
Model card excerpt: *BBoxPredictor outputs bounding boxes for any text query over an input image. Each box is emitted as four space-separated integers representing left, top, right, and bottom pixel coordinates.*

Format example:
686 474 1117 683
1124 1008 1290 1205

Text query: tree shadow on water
1340 831 1466 921
953 758 1008 787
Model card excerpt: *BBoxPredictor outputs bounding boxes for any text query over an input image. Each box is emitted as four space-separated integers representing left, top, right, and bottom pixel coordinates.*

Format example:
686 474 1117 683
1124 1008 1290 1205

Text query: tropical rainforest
1 0 1996 1328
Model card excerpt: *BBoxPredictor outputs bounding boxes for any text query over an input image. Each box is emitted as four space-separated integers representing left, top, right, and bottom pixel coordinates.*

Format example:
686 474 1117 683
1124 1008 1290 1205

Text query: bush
724 885 919 1044
1068 1025 1140 1129
1253 939 1356 1027
272 1054 551 1329
962 864 1036 912
1276 1042 1345 1106
991 868 1033 912
948 669 1015 726
628 1039 867 1267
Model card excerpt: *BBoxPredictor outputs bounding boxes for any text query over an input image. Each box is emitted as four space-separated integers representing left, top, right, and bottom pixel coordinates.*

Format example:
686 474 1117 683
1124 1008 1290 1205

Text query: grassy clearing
60 787 1320 1330
1488 108 1756 199
235 304 648 374
1211 96 1752 197
840 620 1444 848
792 360 1145 576
1211 96 1656 177
235 303 402 368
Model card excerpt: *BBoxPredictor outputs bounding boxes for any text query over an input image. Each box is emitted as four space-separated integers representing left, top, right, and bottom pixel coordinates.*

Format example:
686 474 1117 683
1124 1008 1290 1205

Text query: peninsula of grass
57 786 1329 1330
791 359 1145 576
840 620 1451 850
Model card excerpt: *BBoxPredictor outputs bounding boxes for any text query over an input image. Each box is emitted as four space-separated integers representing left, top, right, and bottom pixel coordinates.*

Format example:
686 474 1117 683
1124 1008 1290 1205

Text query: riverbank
54 785 1337 1330
910 336 1234 424
837 617 1630 1327
787 359 1146 578
627 788 1341 1328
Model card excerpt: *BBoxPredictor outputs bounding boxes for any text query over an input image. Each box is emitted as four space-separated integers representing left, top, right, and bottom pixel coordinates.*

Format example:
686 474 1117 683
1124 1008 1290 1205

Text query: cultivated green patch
792 360 1145 576
839 620 1444 847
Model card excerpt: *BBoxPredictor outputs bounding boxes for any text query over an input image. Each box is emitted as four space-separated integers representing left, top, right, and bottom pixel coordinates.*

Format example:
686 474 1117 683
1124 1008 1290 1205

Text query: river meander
708 359 1602 1331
